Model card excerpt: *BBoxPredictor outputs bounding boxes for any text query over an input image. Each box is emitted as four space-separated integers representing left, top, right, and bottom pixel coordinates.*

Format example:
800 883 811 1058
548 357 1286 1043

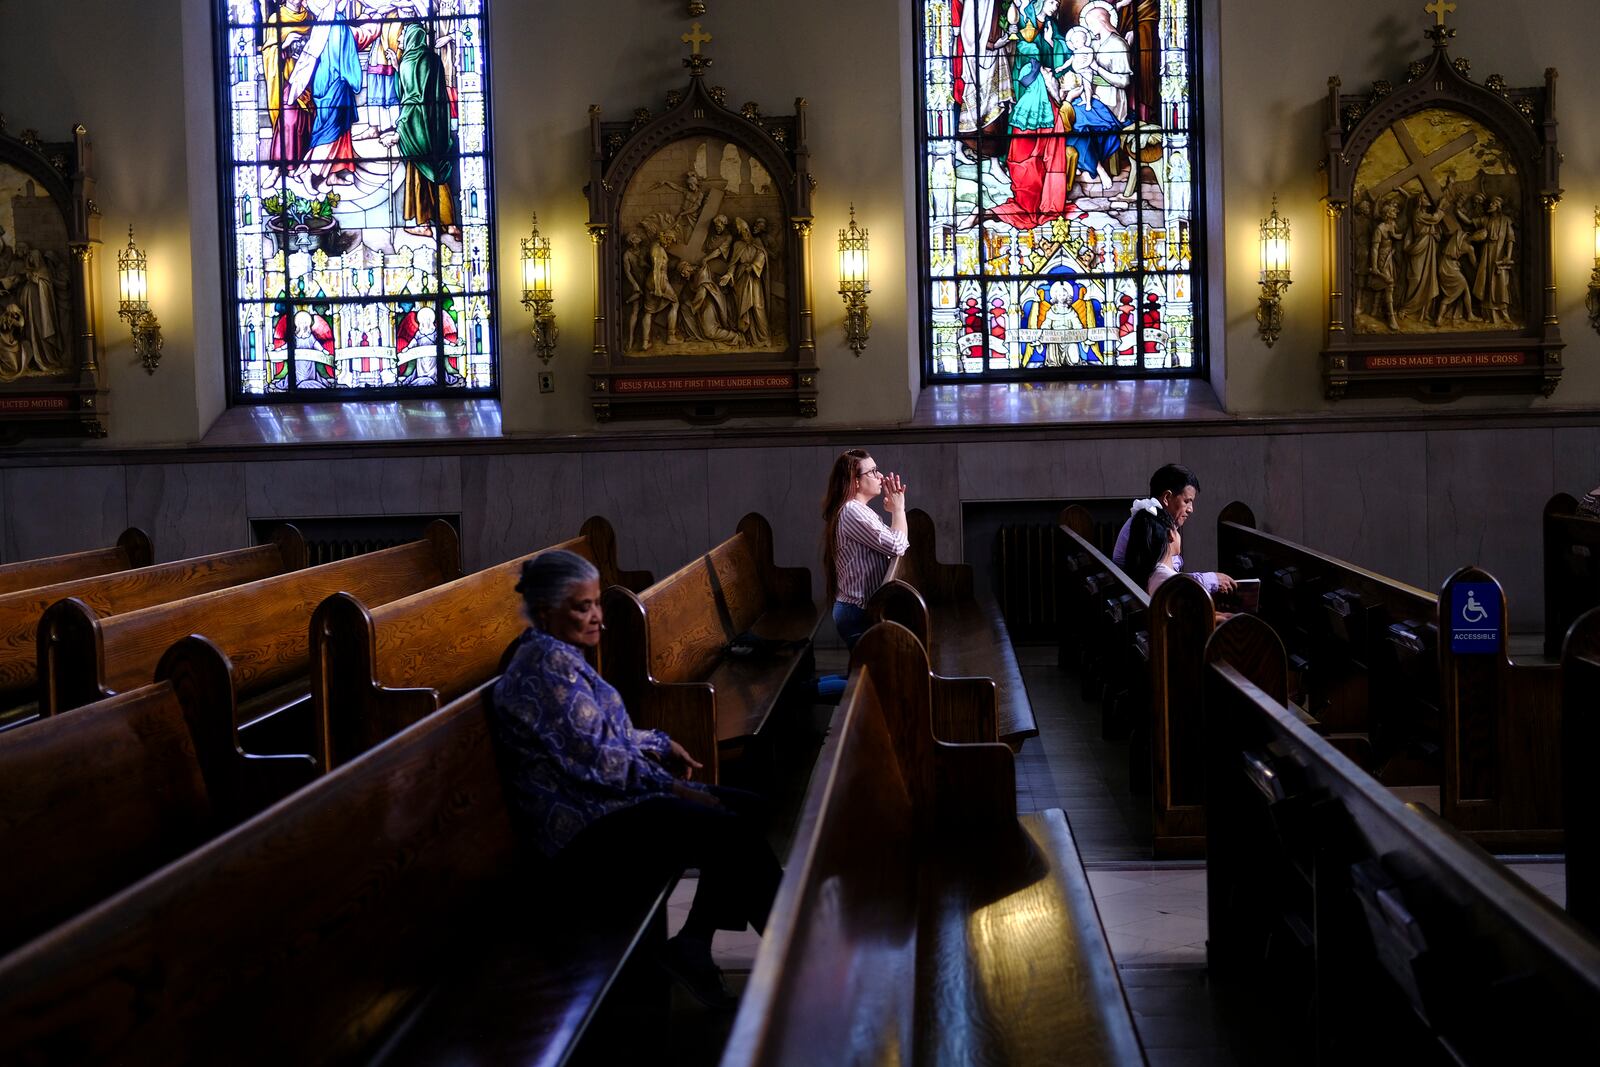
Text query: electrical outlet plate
538 372 554 393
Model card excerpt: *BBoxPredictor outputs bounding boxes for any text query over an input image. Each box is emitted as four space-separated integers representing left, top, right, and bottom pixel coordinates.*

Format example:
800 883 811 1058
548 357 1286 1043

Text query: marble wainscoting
0 424 1572 629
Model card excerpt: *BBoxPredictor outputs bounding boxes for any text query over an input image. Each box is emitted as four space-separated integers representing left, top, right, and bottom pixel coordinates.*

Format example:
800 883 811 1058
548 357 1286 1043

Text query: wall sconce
117 225 164 374
1257 195 1291 348
1587 206 1600 335
837 204 871 355
521 213 557 364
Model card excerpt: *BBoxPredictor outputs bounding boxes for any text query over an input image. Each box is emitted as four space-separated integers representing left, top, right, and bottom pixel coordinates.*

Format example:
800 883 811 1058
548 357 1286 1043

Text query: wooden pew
1204 614 1600 1064
0 527 152 595
1219 502 1439 779
1146 573 1218 858
1544 492 1600 658
0 526 306 712
1564 606 1600 936
723 621 1145 1067
865 507 1037 748
0 680 675 1066
1222 505 1562 851
311 516 651 771
0 635 315 956
1055 516 1149 738
601 512 819 783
1438 566 1562 852
36 521 460 736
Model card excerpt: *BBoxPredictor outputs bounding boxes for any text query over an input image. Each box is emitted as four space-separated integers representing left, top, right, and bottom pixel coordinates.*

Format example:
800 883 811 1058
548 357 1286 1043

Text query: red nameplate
1361 351 1528 370
0 395 72 412
613 373 798 394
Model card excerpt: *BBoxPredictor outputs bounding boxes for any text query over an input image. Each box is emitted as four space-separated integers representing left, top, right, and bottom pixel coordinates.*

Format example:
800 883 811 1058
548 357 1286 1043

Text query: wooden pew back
0 636 315 956
0 528 152 596
602 513 816 780
1438 566 1563 850
868 508 1034 746
1564 606 1600 936
1147 573 1217 857
0 527 306 704
0 680 516 1066
1204 614 1600 1063
311 516 652 770
1544 492 1600 657
1219 501 1438 765
37 521 459 717
723 622 1143 1066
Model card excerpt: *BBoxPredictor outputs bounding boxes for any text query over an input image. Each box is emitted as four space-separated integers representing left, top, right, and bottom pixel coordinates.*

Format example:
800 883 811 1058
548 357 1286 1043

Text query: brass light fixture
1257 195 1291 347
837 204 871 355
521 213 558 363
116 225 164 373
1586 206 1600 335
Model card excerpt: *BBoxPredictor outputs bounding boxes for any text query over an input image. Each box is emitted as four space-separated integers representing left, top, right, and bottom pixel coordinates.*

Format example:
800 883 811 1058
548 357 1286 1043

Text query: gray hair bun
516 549 600 616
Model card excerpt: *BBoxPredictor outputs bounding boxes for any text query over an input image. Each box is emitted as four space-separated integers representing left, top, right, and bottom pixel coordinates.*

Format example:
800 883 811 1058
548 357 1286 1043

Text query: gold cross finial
1425 0 1456 26
681 22 712 55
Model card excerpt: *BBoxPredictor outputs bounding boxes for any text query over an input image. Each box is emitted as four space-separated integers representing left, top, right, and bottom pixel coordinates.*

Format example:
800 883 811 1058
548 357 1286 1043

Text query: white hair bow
1131 497 1161 517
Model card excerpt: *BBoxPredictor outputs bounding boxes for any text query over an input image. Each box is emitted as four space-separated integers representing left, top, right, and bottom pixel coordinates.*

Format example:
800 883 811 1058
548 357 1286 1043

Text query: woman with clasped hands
490 550 781 1009
821 448 910 650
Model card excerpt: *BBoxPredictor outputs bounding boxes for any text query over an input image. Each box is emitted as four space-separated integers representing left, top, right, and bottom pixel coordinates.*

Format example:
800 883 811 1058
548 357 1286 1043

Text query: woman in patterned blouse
491 550 781 1008
821 448 910 649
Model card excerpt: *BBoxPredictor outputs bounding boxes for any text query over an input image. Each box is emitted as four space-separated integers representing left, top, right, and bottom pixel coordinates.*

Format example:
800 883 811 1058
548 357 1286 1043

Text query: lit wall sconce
837 204 871 355
1586 206 1600 335
117 225 164 374
521 213 558 364
1257 195 1291 348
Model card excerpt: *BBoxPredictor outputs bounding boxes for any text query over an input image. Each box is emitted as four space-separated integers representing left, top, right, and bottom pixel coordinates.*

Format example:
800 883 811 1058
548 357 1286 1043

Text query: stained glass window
920 0 1202 378
219 1 495 399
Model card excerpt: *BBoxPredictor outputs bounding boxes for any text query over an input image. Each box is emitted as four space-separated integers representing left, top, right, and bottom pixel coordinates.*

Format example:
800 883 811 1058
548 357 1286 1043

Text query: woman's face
853 454 885 499
539 578 604 649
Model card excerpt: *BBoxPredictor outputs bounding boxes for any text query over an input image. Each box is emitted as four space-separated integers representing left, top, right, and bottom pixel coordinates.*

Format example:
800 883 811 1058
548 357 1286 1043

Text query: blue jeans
833 600 871 650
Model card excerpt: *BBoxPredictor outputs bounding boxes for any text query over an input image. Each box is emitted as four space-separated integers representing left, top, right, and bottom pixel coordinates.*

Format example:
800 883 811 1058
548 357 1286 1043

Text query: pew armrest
934 739 1017 829
930 674 998 745
638 682 719 784
236 752 319 818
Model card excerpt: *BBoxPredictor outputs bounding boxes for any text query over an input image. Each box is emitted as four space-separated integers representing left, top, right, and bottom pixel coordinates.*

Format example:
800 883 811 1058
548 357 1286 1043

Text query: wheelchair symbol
1460 592 1488 624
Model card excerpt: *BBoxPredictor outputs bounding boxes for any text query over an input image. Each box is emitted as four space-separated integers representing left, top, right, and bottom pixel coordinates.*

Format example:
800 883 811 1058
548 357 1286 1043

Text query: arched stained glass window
218 1 495 399
919 1 1202 379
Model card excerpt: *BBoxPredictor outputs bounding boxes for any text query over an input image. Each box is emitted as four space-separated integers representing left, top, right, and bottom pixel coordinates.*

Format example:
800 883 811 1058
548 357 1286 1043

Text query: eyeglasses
857 466 881 478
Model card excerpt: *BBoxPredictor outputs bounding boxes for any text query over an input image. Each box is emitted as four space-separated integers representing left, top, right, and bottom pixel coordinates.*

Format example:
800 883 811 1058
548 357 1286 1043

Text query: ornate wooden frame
1321 27 1562 400
585 65 817 422
0 113 106 441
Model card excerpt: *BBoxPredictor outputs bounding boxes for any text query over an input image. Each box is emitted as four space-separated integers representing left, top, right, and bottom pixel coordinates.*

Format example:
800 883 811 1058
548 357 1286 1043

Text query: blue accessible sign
1450 583 1501 654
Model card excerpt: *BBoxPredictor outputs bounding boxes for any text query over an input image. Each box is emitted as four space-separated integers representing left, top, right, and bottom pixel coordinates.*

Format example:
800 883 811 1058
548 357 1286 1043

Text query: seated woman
1122 503 1181 596
490 550 781 1008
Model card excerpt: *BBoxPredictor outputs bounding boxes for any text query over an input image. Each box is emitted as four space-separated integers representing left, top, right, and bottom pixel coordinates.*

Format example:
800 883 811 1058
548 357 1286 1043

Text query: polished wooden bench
0 680 674 1066
0 635 314 956
723 621 1145 1066
311 516 651 771
1204 613 1600 1064
1564 606 1600 937
0 526 306 714
36 522 460 744
601 512 819 783
0 527 152 595
1544 491 1600 657
1055 518 1150 741
866 507 1037 748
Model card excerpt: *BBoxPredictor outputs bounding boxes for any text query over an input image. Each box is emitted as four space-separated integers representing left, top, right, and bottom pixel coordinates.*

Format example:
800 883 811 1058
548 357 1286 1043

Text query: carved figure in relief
0 242 68 376
640 229 681 350
622 231 648 349
1433 224 1481 325
676 260 741 345
1472 196 1516 324
1366 198 1403 330
650 172 709 234
1351 198 1373 316
0 304 24 381
720 218 769 345
1400 194 1445 319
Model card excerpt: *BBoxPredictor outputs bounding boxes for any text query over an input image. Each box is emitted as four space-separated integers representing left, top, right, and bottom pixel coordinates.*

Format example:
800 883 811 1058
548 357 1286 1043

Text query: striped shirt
835 499 909 607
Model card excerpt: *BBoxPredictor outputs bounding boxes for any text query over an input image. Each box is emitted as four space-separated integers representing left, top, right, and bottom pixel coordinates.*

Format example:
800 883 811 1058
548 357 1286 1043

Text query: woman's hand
882 472 907 514
667 738 703 779
1213 572 1238 594
672 781 722 808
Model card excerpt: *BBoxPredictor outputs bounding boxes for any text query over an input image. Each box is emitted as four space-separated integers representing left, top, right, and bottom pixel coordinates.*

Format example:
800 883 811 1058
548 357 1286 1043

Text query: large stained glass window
219 1 495 399
920 0 1201 379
